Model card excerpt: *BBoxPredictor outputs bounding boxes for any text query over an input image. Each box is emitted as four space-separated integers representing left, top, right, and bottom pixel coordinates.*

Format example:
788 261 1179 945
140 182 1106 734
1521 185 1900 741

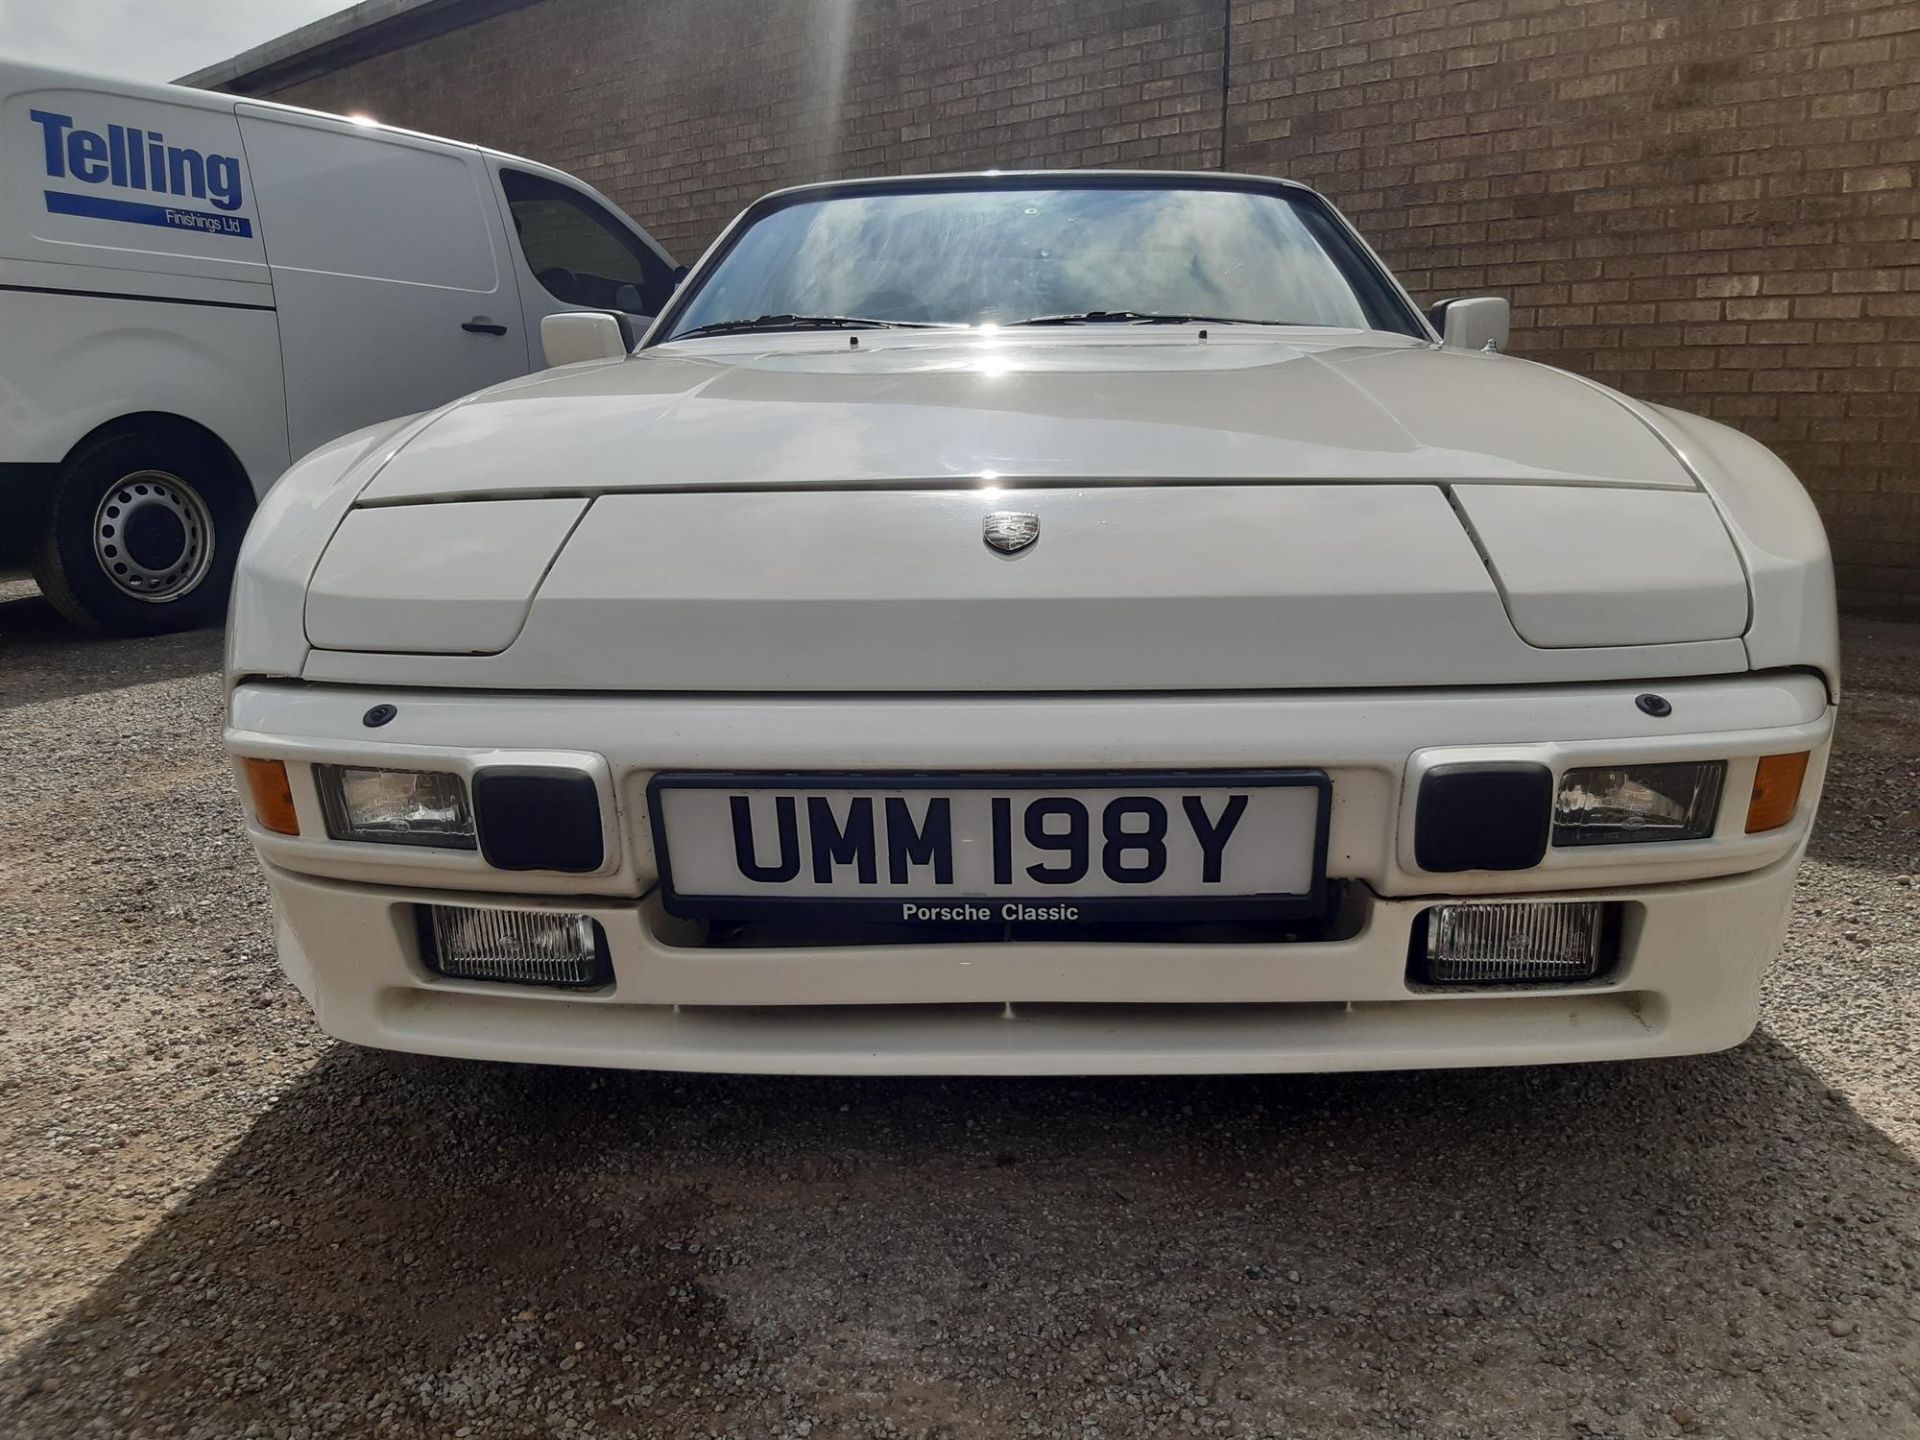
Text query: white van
0 60 677 634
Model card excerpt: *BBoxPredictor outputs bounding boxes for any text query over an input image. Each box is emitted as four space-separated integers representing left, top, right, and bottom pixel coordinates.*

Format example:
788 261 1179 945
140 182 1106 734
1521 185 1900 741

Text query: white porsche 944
224 172 1837 1075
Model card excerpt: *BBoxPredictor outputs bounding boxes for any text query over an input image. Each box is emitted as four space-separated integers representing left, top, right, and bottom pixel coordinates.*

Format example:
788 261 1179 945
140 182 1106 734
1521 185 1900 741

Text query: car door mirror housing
1431 296 1510 353
541 311 633 368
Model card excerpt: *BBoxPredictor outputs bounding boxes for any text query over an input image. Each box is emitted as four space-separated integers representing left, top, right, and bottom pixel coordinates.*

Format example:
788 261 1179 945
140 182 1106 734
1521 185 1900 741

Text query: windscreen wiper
670 314 945 340
1006 310 1290 327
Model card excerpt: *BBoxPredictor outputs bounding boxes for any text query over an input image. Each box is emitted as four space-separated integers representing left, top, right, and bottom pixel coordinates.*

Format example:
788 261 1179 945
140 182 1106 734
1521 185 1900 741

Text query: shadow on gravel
0 591 222 712
3 1034 1916 1435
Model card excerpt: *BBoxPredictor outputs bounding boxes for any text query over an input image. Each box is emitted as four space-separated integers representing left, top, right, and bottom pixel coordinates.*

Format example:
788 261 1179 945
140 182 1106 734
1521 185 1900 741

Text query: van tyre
32 429 252 637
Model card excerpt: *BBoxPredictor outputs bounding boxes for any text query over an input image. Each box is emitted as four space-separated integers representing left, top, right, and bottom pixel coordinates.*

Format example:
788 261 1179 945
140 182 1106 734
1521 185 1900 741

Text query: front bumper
227 672 1833 1074
259 852 1804 1074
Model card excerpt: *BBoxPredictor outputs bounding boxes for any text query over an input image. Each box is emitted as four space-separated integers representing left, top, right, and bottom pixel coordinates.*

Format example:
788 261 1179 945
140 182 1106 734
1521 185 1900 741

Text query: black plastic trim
1414 762 1553 873
473 765 606 873
0 281 275 313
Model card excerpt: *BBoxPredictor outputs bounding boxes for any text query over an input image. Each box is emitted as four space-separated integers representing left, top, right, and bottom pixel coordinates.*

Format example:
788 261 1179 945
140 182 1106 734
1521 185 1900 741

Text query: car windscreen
658 183 1418 339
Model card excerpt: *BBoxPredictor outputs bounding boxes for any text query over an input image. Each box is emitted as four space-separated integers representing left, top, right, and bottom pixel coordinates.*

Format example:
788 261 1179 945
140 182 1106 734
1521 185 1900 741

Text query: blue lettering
67 128 109 183
206 154 241 211
27 110 245 212
29 109 73 177
107 123 128 187
164 145 205 200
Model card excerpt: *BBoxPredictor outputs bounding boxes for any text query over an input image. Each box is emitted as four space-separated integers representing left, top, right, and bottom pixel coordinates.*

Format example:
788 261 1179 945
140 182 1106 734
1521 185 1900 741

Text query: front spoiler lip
258 846 1801 1008
256 848 1809 1074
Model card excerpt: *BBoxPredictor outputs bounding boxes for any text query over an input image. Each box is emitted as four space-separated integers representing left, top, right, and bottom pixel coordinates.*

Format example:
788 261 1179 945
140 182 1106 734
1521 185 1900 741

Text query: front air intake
421 905 611 988
1413 901 1617 986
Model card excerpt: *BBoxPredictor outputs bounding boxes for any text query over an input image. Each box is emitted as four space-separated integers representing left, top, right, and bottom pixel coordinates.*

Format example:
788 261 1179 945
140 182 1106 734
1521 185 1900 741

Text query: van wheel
31 429 253 636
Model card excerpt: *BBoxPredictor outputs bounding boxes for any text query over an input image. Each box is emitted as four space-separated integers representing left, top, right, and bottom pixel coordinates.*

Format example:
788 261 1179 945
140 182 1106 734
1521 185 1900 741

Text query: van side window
501 170 672 316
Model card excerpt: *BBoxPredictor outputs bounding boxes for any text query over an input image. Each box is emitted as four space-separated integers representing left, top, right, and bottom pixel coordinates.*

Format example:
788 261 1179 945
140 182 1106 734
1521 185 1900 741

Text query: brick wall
1226 0 1920 613
233 0 1920 612
254 0 1229 261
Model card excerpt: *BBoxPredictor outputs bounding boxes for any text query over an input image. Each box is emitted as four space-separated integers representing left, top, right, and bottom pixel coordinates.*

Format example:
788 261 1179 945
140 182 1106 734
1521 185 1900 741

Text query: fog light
1419 901 1611 985
1553 762 1724 846
423 905 610 987
316 765 475 848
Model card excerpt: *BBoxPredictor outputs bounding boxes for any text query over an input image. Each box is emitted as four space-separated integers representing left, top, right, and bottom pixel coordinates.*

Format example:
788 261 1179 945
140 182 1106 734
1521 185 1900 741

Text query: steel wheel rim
91 470 217 604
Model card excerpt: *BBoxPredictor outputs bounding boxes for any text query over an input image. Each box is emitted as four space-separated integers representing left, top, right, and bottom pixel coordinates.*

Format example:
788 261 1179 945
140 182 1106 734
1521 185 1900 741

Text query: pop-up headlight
1552 761 1724 847
315 764 475 848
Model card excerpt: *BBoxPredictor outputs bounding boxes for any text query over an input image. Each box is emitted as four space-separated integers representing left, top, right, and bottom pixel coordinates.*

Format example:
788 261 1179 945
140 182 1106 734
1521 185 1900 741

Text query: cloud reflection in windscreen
669 185 1375 334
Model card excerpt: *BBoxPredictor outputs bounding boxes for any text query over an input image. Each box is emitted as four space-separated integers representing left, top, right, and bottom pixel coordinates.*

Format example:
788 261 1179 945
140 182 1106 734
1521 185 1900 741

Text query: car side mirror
1430 296 1510 354
541 311 634 368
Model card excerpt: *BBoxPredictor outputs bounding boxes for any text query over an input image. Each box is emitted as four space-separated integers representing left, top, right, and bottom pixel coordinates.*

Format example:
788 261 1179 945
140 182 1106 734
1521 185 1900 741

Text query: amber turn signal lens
1746 752 1810 834
241 757 300 836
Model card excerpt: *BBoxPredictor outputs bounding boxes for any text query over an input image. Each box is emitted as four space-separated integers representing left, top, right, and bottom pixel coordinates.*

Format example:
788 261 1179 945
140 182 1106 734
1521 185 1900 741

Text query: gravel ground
0 577 1915 1439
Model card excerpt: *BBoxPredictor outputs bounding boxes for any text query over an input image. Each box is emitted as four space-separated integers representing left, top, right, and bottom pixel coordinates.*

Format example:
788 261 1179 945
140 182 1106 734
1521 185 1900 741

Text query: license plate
647 771 1329 924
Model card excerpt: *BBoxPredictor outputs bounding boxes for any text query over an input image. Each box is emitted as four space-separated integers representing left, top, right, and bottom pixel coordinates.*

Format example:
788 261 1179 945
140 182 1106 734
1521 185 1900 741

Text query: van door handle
462 318 509 335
